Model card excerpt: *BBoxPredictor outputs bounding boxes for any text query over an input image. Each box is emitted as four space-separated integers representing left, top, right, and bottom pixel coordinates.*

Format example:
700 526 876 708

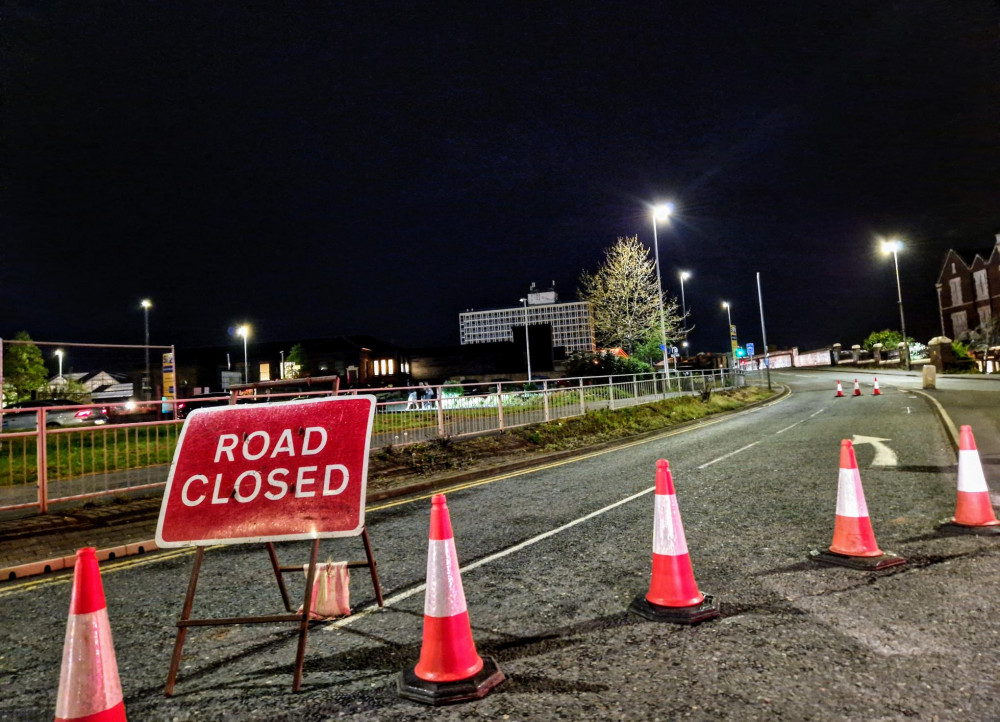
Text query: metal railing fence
0 368 756 516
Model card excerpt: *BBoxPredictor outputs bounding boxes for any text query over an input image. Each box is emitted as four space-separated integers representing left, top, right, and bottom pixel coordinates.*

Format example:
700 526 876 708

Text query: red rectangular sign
156 395 376 547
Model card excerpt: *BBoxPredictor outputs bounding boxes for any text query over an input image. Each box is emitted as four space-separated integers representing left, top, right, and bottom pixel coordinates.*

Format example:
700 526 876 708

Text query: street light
881 239 908 363
54 349 64 382
519 298 532 382
679 271 691 337
651 203 674 391
722 301 733 367
141 299 152 400
237 325 250 384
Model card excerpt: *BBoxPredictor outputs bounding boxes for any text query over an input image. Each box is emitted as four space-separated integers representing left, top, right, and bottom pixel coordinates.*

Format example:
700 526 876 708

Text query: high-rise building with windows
459 283 596 354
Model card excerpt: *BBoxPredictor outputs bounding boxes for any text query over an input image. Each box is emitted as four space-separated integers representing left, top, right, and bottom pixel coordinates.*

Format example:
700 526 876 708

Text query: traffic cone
852 379 861 396
810 441 905 570
939 426 1000 535
398 495 504 705
55 548 126 722
872 377 882 395
629 460 719 624
835 380 845 398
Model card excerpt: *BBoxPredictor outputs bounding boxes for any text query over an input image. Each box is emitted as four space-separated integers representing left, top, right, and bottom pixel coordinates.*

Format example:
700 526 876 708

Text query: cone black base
937 520 1000 536
628 593 720 624
809 549 906 570
397 656 505 706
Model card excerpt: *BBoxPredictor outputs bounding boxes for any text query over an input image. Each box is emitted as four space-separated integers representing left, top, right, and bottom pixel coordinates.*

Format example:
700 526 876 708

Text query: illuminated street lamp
141 299 152 400
881 239 908 363
651 203 674 390
54 348 64 382
519 298 532 382
679 271 691 337
237 325 250 384
722 301 733 367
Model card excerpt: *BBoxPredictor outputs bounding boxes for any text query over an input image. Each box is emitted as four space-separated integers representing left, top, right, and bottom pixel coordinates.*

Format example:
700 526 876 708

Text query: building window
388 359 395 375
380 359 387 376
978 305 992 328
973 269 989 301
951 311 968 337
949 277 963 306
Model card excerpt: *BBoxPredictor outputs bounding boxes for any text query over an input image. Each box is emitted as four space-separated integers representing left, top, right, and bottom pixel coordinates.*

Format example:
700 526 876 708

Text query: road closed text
180 426 350 507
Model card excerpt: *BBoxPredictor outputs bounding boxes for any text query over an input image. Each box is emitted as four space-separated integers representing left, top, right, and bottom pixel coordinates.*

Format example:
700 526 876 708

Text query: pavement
3 368 997 581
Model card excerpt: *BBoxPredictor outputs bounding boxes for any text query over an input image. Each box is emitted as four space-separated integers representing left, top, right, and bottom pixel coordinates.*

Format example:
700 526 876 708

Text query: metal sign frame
160 395 383 694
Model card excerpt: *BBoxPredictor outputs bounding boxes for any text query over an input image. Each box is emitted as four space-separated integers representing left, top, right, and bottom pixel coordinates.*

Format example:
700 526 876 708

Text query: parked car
1 399 110 431
176 392 234 419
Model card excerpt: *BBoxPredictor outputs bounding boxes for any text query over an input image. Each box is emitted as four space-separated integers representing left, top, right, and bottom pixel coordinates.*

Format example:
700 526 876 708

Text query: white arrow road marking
852 435 898 467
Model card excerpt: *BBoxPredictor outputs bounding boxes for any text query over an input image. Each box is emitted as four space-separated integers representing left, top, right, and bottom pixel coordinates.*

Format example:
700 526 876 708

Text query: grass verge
368 386 776 489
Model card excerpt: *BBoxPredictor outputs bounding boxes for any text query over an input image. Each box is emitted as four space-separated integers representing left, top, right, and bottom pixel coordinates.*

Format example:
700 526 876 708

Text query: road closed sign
156 395 376 547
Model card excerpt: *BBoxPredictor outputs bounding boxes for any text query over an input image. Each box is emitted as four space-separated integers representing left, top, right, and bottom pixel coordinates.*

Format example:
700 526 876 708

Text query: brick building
935 234 1000 339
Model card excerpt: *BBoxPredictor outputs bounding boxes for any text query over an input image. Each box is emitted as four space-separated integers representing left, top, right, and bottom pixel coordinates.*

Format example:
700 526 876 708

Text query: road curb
910 389 960 453
2 385 787 581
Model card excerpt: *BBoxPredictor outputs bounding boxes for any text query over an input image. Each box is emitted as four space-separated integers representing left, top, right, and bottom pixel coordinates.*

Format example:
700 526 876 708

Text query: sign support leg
165 546 204 697
292 538 320 693
266 542 293 612
361 526 384 607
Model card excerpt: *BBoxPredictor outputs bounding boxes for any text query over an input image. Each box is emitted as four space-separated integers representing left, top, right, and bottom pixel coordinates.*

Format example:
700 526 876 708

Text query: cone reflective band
830 440 883 557
414 495 484 682
55 548 126 722
953 426 1000 527
646 460 704 607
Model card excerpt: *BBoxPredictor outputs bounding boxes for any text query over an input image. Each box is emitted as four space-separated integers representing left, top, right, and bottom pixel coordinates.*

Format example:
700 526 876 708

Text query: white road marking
696 442 760 469
776 408 825 435
323 485 656 632
852 435 898 467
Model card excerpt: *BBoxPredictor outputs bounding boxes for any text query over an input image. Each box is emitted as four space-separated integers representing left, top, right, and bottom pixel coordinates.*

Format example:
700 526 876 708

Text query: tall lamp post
237 325 250 384
141 299 152 400
54 349 64 384
519 298 532 382
881 239 908 366
722 301 733 368
679 271 691 337
651 203 674 392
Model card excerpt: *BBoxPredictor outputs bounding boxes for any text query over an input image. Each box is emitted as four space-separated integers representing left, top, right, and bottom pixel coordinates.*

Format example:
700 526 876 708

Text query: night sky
4 2 999 362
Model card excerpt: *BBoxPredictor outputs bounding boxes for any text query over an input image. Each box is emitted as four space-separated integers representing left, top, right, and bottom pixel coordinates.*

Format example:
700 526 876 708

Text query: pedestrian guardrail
0 368 757 516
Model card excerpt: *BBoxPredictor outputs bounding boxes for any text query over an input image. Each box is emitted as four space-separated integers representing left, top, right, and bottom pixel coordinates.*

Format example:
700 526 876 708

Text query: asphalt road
2 369 999 721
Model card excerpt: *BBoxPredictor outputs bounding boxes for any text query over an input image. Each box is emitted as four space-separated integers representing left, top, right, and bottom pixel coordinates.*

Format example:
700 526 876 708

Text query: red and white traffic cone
55 548 126 722
872 377 881 396
835 380 845 398
811 441 905 570
398 495 504 705
629 460 719 623
939 426 1000 535
853 379 862 397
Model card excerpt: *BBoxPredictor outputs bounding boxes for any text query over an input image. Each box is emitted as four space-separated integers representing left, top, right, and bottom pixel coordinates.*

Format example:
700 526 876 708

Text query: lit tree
579 235 682 355
2 332 48 405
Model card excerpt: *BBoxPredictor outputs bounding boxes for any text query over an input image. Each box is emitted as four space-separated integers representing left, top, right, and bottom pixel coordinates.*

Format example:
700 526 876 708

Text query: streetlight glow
880 237 908 367
653 203 674 222
650 201 675 393
679 271 691 339
722 302 734 368
237 325 250 384
140 299 152 400
881 239 903 255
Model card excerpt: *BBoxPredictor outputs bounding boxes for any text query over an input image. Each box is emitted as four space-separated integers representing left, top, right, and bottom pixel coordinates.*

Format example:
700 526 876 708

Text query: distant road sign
746 342 755 356
156 395 376 547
